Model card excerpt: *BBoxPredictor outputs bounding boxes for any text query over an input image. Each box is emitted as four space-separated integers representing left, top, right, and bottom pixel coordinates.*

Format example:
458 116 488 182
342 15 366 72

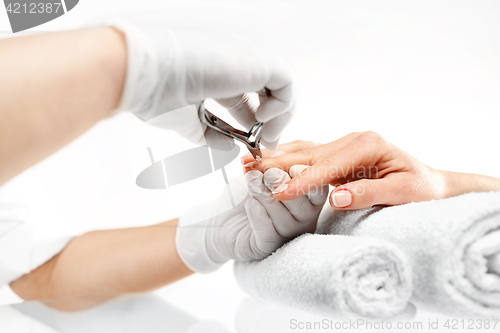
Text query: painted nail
331 190 352 208
272 183 289 194
271 150 286 158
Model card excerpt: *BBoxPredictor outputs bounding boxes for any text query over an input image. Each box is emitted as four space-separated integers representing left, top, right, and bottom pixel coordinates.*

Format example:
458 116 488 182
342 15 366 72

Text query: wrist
176 218 227 274
439 170 459 199
105 27 128 116
440 169 500 198
110 22 169 118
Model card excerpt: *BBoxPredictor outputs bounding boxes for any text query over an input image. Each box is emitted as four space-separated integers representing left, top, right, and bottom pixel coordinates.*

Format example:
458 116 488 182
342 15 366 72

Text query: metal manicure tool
198 88 270 162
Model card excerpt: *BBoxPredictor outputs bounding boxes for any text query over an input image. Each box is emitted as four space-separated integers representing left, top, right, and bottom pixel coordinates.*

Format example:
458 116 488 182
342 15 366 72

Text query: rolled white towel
234 233 412 319
318 191 500 317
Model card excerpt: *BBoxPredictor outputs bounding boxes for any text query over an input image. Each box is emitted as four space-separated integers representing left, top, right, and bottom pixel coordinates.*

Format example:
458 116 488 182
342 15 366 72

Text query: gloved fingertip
261 139 280 150
245 170 264 189
307 184 330 206
263 168 290 192
245 169 263 179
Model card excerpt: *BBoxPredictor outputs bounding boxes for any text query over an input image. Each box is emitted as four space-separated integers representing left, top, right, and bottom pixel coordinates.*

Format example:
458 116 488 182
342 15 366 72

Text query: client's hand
241 131 500 210
176 169 328 274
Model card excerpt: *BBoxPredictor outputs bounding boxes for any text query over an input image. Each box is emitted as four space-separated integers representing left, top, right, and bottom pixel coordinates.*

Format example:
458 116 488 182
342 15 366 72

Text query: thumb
216 93 258 131
245 197 285 255
204 127 236 151
146 104 208 145
329 177 405 210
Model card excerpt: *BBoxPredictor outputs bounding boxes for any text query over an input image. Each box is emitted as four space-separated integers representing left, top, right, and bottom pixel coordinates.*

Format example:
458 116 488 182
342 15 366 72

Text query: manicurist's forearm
9 219 193 311
0 27 127 186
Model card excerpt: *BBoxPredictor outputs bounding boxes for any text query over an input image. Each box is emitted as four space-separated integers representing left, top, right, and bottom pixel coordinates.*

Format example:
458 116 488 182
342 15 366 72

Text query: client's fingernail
272 183 289 194
244 162 259 169
243 162 259 173
271 150 286 158
240 153 252 164
331 190 352 208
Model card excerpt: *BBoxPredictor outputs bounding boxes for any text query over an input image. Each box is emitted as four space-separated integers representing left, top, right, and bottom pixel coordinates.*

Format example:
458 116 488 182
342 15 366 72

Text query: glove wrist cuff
111 22 176 119
176 217 227 274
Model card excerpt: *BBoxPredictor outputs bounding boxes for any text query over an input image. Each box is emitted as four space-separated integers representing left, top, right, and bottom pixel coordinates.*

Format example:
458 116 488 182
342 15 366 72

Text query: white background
1 0 500 330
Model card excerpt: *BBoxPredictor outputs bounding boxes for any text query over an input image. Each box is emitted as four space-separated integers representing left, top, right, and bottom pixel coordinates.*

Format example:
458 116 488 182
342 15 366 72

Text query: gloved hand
176 166 328 274
113 22 295 149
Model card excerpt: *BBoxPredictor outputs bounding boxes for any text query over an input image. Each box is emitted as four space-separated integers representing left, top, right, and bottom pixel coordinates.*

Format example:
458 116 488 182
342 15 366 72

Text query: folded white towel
318 191 500 318
234 233 412 319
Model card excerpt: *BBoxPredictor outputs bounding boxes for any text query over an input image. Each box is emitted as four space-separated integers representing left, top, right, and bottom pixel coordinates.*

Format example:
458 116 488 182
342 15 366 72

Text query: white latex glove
176 166 328 274
113 23 295 149
246 166 329 237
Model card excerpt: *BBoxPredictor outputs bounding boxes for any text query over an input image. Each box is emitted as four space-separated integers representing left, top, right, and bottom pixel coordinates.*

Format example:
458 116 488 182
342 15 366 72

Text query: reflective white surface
0 294 491 333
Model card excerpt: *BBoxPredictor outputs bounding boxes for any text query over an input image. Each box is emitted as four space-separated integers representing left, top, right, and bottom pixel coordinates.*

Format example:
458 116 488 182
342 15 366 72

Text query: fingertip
272 183 289 195
264 168 290 192
245 169 263 180
240 153 252 165
241 149 276 165
329 189 352 209
243 161 260 174
245 159 278 174
307 184 330 206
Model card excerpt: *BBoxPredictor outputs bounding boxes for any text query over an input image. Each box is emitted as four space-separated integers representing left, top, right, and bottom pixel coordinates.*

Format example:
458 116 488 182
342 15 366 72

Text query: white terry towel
234 233 412 319
317 191 500 318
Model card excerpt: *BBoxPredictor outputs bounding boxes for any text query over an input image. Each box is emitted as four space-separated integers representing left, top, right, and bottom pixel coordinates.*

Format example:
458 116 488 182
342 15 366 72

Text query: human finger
272 133 381 201
289 165 329 206
263 168 317 226
254 57 295 123
245 132 362 174
245 197 286 256
240 140 320 165
216 93 258 131
245 171 297 238
260 112 294 150
328 177 404 210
